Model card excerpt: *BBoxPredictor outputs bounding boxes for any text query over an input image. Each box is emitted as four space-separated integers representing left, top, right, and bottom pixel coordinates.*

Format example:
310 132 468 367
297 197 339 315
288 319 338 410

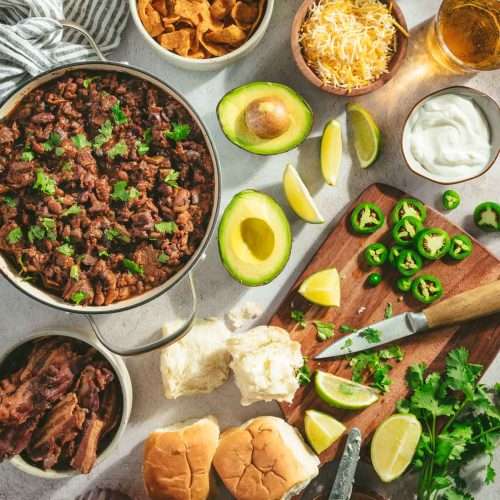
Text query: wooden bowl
291 0 409 96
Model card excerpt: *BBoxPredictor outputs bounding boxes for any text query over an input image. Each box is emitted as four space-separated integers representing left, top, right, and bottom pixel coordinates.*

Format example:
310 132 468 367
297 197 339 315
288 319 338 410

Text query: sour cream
408 94 491 179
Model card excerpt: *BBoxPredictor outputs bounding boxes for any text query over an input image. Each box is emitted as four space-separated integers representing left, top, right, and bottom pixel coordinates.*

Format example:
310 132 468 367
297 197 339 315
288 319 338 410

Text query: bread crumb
226 301 262 331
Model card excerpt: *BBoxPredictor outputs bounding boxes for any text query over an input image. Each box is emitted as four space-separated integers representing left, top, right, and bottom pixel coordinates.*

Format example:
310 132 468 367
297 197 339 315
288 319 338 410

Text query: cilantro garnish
33 169 56 196
158 252 169 264
136 128 152 156
83 76 100 89
110 180 139 202
55 146 65 157
71 133 92 150
384 302 393 319
291 309 306 328
107 140 128 160
340 338 353 351
27 225 45 243
21 149 35 161
163 170 179 188
93 119 113 149
123 258 144 276
396 348 499 499
154 221 177 234
42 132 61 152
359 327 381 344
165 123 190 142
70 265 79 280
314 320 334 341
62 204 81 217
6 227 22 244
71 290 87 305
296 359 312 386
340 324 356 333
104 228 120 241
41 217 57 240
62 161 73 173
57 243 74 256
98 249 110 258
2 195 17 208
111 101 128 125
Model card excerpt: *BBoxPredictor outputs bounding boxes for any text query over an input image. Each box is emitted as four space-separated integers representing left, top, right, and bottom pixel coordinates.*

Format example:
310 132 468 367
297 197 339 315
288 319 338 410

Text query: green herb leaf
70 265 80 280
62 161 73 173
111 101 128 125
55 146 65 157
297 360 312 386
2 195 17 208
340 324 355 333
33 169 56 196
136 128 152 155
110 180 138 202
158 252 169 264
123 258 144 276
163 170 179 188
155 221 177 234
291 309 306 328
41 217 57 240
98 249 110 258
93 119 113 149
104 228 120 241
384 302 393 319
27 225 45 243
359 327 381 344
314 321 334 341
6 227 22 244
107 140 128 160
21 149 35 161
71 290 87 305
71 133 92 150
340 337 353 350
62 204 81 217
42 132 61 152
165 122 190 142
57 243 74 256
83 76 100 88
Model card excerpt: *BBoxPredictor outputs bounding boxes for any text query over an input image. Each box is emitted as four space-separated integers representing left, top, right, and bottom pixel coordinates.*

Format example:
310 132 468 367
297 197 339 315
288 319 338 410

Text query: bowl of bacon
0 330 132 478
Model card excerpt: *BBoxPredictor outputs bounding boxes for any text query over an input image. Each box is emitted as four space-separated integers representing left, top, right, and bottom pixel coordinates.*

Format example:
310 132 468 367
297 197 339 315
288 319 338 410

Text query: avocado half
218 190 292 286
217 82 313 155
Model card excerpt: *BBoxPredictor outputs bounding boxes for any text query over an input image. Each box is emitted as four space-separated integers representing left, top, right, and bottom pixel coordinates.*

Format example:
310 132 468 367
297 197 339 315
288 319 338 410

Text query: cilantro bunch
397 348 500 500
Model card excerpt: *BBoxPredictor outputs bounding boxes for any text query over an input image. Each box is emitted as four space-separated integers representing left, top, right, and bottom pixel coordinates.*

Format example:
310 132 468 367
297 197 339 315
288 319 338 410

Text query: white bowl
402 86 500 185
129 0 274 71
3 330 133 478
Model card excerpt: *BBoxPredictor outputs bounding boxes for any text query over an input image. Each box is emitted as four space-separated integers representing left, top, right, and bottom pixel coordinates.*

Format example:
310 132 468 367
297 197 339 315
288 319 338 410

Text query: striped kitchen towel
0 0 129 100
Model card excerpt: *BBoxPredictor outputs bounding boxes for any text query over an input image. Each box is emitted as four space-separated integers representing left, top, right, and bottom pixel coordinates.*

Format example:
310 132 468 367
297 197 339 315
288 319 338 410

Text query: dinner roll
143 416 220 500
213 416 319 500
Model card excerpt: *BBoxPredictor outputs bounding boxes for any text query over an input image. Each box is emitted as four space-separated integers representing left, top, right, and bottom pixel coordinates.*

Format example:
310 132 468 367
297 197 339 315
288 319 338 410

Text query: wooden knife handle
425 280 500 329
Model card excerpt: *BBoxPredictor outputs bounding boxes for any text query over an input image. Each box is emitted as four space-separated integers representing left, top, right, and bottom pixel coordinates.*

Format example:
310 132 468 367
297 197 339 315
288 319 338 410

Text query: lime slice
298 268 340 307
304 409 346 454
371 414 422 482
346 103 381 168
283 164 324 224
321 119 342 185
315 371 379 409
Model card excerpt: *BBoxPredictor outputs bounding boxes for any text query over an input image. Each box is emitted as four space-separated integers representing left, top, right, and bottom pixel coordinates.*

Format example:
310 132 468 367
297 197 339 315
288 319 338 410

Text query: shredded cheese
299 0 397 90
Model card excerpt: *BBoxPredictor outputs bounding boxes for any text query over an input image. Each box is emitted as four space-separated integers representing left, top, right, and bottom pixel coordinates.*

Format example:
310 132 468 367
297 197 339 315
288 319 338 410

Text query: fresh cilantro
123 258 144 276
2 195 17 208
98 249 110 258
71 133 92 150
163 170 179 188
158 252 169 264
21 149 35 161
111 101 128 125
71 290 87 305
27 225 45 243
340 324 356 333
107 140 128 160
6 227 22 244
70 265 79 280
397 348 499 500
61 161 73 173
359 327 381 344
136 128 152 155
341 337 353 350
129 186 140 200
155 221 177 234
93 119 113 149
291 309 306 328
165 122 190 142
42 132 61 152
62 204 81 217
104 228 120 241
55 146 65 157
297 360 312 386
33 169 56 196
110 180 137 202
41 217 57 240
378 345 404 362
384 302 393 319
57 243 74 256
83 76 99 88
314 321 334 341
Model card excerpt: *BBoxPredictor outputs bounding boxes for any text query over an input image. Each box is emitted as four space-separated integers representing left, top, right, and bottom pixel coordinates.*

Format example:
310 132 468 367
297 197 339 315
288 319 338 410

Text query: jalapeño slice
474 202 500 232
396 249 423 277
391 216 423 246
388 245 404 267
396 276 412 292
390 198 427 224
448 234 473 261
364 243 388 267
442 190 460 210
350 202 385 234
411 275 443 304
416 228 451 260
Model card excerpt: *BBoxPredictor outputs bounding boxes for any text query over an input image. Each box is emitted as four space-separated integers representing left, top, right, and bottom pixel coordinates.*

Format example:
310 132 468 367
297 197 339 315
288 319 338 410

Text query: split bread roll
143 416 220 500
213 416 320 500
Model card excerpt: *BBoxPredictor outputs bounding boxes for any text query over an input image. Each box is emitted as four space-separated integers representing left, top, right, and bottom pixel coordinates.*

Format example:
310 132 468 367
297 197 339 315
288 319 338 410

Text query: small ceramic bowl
129 0 274 71
402 86 500 185
2 330 133 479
291 0 408 96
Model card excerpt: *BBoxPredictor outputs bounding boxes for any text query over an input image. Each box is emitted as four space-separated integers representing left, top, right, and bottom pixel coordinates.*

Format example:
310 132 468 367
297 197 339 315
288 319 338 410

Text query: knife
328 428 362 500
316 280 500 359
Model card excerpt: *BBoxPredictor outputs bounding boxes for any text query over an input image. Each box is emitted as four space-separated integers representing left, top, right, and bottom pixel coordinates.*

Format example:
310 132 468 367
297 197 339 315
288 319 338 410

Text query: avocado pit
244 97 291 139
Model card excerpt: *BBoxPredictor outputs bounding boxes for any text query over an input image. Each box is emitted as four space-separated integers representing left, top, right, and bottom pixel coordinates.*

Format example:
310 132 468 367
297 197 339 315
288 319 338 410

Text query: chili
448 234 473 261
442 190 460 210
391 198 427 224
396 276 412 292
391 216 423 246
396 249 423 277
350 202 385 234
364 243 388 267
388 245 404 267
411 275 443 304
416 228 451 260
473 202 500 232
367 272 382 287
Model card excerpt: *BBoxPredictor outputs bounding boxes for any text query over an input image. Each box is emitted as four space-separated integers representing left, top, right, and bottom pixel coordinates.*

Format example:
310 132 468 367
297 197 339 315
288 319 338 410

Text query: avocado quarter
217 82 313 155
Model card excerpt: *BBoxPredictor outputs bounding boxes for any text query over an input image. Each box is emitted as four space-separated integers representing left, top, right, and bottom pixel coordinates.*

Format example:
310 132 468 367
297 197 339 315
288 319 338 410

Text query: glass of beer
428 0 500 72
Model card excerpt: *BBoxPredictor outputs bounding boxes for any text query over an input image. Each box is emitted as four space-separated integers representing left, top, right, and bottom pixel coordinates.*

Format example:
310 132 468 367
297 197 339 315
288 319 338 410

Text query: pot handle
60 21 107 62
86 272 198 356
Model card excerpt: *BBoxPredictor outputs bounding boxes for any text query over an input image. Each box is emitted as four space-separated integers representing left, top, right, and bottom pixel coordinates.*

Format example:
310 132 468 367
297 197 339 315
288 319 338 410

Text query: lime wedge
283 164 324 224
321 119 342 185
304 409 346 454
371 414 422 482
298 268 340 307
346 103 381 168
315 371 379 409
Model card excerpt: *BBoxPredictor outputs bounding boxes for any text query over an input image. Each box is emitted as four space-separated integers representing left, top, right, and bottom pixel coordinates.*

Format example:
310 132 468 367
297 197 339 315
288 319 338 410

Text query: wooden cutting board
272 183 500 464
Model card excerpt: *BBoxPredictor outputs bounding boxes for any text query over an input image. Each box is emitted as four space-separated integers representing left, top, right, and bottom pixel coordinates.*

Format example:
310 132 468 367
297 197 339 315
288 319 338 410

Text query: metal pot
0 23 221 356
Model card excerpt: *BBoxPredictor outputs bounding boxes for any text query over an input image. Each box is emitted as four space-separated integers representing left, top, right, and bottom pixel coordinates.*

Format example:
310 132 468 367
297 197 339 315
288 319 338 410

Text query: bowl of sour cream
402 86 500 184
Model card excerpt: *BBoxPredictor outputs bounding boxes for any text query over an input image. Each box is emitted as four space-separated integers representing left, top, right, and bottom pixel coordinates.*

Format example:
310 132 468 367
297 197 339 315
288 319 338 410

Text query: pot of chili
0 24 221 356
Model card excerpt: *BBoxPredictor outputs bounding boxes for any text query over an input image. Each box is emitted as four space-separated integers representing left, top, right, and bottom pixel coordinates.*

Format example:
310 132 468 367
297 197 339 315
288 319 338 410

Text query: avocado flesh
218 190 292 286
217 82 313 155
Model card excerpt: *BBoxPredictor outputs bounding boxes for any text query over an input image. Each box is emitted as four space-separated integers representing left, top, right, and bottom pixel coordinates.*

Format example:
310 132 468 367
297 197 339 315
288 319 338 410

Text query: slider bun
143 416 220 500
213 416 319 500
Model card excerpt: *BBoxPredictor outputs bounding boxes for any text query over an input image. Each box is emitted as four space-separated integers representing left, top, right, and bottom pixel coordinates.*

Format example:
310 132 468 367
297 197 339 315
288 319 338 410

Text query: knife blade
315 311 428 359
328 427 362 500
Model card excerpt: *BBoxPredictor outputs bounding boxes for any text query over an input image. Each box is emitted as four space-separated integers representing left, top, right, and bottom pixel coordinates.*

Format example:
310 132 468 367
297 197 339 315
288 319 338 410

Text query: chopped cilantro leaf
104 228 120 241
57 243 74 256
165 122 191 142
21 149 35 161
70 265 79 280
83 76 100 88
71 290 87 305
158 252 169 264
297 360 312 386
155 221 177 234
62 204 81 217
2 195 17 208
98 249 110 258
27 225 45 243
107 140 128 160
340 338 353 350
62 161 73 173
55 146 65 157
340 324 356 333
93 119 113 149
6 227 22 244
41 217 57 240
123 258 144 276
111 101 128 125
314 321 334 341
163 170 179 188
359 327 381 344
71 133 92 150
110 180 138 202
384 302 393 319
42 132 61 152
136 128 152 155
33 169 56 196
291 309 306 328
